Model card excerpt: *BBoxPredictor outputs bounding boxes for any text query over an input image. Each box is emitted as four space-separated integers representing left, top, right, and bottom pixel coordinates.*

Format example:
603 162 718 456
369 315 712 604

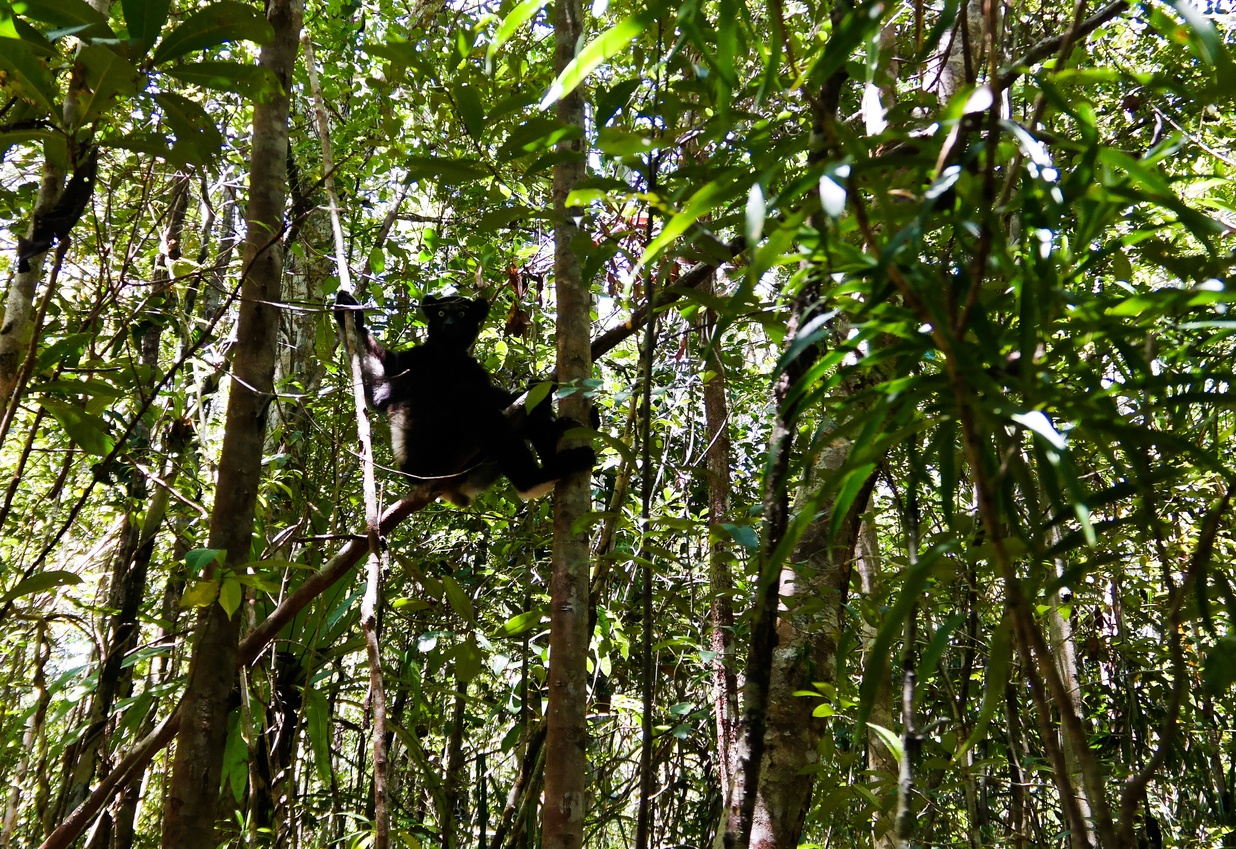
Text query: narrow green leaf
222 713 248 800
2 570 82 604
452 82 485 138
151 0 273 66
718 523 759 550
524 380 554 412
122 0 170 55
455 637 483 682
639 179 733 267
539 10 654 110
303 686 333 785
0 1 17 38
867 723 904 763
186 548 226 573
594 77 640 126
38 379 125 399
795 0 886 90
1203 638 1236 694
486 0 548 69
596 127 656 157
955 615 1011 758
38 398 115 456
498 609 542 637
441 574 475 624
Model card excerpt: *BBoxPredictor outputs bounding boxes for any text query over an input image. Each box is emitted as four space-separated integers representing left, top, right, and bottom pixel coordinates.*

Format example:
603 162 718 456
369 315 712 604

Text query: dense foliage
1 0 1234 847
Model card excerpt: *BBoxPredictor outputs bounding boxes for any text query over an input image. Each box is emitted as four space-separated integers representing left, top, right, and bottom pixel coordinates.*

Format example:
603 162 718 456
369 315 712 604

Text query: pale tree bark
855 521 897 849
543 0 591 843
745 441 875 849
1045 522 1094 849
702 275 739 798
0 0 107 407
0 0 110 410
161 1 302 846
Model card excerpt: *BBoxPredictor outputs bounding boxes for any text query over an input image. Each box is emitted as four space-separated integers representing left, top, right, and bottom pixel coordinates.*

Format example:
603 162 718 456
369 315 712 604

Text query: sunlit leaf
539 10 655 109
151 0 273 66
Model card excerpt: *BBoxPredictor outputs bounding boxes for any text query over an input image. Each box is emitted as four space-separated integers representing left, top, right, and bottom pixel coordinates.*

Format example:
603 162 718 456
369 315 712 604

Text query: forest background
0 0 1234 847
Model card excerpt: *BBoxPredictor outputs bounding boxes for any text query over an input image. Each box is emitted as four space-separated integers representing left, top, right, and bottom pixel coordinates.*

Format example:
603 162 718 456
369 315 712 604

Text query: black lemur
334 291 595 506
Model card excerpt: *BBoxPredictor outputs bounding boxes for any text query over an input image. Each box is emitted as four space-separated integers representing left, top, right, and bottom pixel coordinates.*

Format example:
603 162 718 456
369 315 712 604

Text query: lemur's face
422 295 489 349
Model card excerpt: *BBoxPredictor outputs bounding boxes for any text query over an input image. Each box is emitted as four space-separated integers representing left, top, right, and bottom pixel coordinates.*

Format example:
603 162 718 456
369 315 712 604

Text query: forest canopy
0 0 1235 847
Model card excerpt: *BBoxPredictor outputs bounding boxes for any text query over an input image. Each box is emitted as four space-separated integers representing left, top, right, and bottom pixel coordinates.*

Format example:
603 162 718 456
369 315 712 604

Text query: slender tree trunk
702 281 739 798
1047 563 1094 849
856 521 897 849
444 681 468 849
0 0 110 414
745 443 875 849
161 2 301 845
0 624 49 848
543 0 590 843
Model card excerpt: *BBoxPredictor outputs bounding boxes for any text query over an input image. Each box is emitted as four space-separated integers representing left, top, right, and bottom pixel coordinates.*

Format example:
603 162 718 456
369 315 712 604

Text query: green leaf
166 60 279 100
918 613 965 682
498 609 542 637
151 0 273 66
2 570 82 604
154 90 225 164
218 574 242 618
185 548 226 573
405 155 490 184
222 712 248 800
77 44 140 125
594 77 640 127
0 1 17 38
304 686 333 785
640 178 735 267
524 380 554 412
454 637 482 682
122 0 170 55
1204 638 1236 693
0 37 58 116
38 379 125 399
539 10 655 110
955 615 1012 758
180 579 219 608
795 0 887 90
452 82 485 139
13 0 110 35
486 0 548 69
867 723 904 763
596 127 656 157
441 574 475 624
37 398 115 456
718 523 759 550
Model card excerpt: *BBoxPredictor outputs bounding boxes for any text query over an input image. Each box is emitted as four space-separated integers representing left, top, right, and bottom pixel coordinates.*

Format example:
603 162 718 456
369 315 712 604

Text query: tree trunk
161 1 301 845
702 280 739 798
748 443 874 848
0 0 110 410
543 0 590 842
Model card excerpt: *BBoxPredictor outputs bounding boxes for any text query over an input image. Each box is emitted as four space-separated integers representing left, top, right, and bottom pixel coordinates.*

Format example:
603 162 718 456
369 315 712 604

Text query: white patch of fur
388 408 408 466
517 480 556 500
